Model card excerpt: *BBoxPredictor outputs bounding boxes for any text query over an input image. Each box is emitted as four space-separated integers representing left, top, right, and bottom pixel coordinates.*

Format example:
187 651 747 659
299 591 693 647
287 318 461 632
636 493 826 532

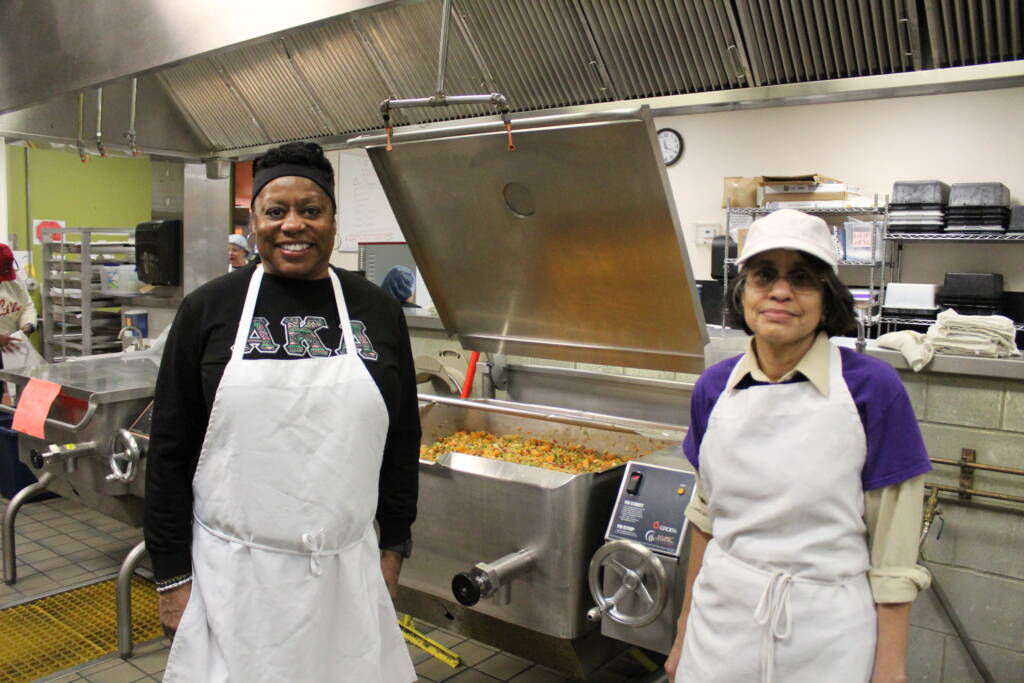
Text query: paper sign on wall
336 149 403 252
32 219 65 245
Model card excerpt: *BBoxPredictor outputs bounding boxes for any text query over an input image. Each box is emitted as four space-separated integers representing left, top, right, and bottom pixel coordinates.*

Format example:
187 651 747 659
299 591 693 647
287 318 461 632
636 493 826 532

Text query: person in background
0 244 38 404
145 142 419 682
228 233 250 268
0 244 37 355
381 265 420 308
666 209 931 683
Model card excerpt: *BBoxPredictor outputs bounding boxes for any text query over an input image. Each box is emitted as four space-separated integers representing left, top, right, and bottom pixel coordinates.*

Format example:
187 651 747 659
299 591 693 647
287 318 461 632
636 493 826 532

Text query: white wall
657 86 1024 288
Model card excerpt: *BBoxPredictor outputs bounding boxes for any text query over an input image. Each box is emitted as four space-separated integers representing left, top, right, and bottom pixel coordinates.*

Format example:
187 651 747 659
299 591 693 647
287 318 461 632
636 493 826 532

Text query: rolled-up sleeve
864 474 931 603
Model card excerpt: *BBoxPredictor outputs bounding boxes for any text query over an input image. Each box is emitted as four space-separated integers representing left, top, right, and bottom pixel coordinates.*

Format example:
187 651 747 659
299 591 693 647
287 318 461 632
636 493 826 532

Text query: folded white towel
933 309 1017 341
877 330 934 371
924 309 1021 358
928 336 1015 357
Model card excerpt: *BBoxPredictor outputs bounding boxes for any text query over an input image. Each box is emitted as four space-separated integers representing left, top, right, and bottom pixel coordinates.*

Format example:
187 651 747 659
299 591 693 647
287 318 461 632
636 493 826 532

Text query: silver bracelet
156 575 193 593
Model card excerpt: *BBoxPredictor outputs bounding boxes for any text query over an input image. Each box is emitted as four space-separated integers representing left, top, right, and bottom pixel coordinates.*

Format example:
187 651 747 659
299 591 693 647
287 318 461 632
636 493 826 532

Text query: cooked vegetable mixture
419 430 639 474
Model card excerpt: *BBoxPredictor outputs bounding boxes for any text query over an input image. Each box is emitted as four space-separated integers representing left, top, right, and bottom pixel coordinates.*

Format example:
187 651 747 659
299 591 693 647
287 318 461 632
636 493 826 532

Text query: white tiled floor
0 495 146 609
2 495 658 682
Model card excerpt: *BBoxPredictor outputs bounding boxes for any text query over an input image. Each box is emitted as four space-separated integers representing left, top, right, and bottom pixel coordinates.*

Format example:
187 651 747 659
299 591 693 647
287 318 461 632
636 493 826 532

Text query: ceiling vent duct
923 0 1023 67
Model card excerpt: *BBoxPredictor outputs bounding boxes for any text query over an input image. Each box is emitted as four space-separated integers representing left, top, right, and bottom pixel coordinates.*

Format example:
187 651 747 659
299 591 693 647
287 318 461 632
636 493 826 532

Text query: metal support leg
3 472 54 585
117 540 149 659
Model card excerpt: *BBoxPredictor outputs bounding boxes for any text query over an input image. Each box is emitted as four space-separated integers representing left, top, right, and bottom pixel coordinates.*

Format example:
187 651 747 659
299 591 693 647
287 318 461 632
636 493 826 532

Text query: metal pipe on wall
925 483 1024 506
435 0 453 96
920 494 996 683
930 457 1024 477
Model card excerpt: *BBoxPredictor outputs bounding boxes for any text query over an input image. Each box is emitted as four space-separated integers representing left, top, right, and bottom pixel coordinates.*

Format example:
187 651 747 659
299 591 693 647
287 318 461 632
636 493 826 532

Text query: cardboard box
724 174 845 208
723 177 760 208
758 183 861 205
763 196 877 210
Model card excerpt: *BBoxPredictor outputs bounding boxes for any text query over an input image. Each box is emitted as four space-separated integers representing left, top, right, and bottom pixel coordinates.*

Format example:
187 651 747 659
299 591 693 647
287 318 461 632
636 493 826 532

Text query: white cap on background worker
228 234 250 268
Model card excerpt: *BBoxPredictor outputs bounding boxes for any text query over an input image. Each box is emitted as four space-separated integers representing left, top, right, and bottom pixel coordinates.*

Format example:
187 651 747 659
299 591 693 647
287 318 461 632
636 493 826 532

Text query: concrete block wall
903 370 1024 683
410 327 1024 682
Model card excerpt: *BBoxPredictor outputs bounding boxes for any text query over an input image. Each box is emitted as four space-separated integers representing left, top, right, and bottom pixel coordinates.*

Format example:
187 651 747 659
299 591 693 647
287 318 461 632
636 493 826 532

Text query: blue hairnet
381 265 415 301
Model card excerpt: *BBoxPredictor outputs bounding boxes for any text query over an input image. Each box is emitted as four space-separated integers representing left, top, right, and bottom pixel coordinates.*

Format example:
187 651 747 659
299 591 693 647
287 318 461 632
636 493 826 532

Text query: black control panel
605 461 696 558
129 401 154 438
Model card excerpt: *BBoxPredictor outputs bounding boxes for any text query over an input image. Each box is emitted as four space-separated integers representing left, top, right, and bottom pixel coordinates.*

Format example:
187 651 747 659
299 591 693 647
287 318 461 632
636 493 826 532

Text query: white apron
678 344 876 683
164 267 416 683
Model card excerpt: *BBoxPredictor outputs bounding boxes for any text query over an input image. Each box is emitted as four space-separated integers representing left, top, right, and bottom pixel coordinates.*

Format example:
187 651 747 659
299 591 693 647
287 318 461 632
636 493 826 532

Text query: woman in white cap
666 209 931 683
228 233 250 268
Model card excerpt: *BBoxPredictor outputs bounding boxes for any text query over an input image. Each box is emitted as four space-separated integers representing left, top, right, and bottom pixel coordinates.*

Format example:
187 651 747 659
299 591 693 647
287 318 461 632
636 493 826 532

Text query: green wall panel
3 146 152 348
27 148 151 228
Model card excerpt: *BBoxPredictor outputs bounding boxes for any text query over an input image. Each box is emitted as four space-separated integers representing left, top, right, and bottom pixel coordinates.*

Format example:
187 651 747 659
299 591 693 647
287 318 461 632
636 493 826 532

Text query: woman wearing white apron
665 210 932 683
145 142 419 682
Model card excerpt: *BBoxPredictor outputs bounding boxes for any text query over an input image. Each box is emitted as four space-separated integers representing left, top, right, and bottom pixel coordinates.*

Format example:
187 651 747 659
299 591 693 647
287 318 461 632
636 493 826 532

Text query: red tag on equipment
12 378 62 439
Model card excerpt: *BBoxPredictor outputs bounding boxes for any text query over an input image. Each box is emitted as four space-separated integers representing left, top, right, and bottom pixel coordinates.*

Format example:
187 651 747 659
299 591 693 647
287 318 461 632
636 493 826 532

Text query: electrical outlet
696 223 720 244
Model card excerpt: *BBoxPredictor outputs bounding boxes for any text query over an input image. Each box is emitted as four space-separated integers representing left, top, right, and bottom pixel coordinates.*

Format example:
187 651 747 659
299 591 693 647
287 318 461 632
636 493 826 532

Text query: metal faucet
117 326 144 352
853 295 872 353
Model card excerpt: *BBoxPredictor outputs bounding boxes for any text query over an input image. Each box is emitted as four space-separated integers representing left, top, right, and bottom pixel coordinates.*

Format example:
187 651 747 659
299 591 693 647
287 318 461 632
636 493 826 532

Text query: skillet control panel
605 461 696 558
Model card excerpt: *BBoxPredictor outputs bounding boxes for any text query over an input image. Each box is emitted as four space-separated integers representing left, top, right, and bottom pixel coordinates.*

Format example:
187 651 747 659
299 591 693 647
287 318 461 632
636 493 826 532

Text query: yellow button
677 487 686 495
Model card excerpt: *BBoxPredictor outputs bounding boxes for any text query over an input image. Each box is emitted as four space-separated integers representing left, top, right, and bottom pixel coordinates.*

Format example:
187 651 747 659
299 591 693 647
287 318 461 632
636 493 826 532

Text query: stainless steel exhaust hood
3 1 1023 156
361 107 708 373
151 0 1024 155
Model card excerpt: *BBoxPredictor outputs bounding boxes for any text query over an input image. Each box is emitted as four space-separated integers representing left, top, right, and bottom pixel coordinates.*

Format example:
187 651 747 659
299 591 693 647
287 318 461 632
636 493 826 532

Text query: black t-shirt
143 264 420 581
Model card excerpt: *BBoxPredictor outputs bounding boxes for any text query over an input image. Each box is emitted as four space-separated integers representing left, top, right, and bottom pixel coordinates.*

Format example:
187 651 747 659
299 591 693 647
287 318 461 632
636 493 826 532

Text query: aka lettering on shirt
242 316 379 361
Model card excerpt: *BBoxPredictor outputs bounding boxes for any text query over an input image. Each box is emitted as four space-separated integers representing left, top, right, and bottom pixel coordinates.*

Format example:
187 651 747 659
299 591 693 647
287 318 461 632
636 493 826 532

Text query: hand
380 549 403 601
157 583 192 641
0 334 20 352
664 613 687 680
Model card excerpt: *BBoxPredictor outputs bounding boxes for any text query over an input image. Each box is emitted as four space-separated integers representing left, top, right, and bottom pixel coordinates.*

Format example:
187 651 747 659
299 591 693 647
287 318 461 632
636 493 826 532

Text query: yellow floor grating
0 577 163 683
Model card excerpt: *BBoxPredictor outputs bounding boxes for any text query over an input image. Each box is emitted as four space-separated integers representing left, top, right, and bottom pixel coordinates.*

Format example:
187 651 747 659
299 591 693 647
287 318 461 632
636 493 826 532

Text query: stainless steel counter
0 356 160 403
832 337 1024 381
404 310 446 331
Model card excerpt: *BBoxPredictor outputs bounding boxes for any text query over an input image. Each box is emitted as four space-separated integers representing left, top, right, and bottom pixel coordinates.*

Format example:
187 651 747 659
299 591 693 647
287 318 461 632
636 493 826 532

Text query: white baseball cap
228 234 249 252
736 209 838 273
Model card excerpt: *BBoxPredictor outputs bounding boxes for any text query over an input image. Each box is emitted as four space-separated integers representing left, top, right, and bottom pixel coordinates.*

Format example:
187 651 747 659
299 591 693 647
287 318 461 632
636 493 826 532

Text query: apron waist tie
302 530 325 577
753 570 793 683
195 517 365 578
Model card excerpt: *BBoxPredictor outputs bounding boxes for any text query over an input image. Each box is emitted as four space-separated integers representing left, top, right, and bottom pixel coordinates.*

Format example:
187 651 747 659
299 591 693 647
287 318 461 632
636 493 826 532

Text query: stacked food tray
883 283 940 319
938 272 1004 317
888 181 948 233
946 182 1011 233
1009 206 1024 233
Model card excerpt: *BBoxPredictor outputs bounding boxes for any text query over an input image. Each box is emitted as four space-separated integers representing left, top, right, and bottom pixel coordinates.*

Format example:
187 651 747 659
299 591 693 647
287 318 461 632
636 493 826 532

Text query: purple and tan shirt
682 333 932 603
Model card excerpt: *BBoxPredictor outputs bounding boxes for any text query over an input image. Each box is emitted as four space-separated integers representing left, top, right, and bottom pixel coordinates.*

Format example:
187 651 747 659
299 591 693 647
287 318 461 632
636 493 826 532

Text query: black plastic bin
0 413 57 502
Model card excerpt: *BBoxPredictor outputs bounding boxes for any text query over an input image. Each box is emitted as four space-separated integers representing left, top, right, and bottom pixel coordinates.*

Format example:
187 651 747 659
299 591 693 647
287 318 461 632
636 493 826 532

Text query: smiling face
741 249 825 353
228 244 248 267
252 176 336 280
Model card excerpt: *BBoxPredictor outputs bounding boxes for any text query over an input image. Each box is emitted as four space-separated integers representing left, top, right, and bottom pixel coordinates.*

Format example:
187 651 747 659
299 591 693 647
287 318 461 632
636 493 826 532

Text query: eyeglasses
744 265 823 293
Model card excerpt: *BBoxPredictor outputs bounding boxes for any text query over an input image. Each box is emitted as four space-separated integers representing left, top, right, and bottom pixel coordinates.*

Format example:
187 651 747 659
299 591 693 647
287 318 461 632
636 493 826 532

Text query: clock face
657 128 683 166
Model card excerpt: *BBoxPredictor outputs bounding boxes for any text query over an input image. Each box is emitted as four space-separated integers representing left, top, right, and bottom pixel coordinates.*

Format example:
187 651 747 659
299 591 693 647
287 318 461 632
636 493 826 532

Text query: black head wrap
251 163 336 211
